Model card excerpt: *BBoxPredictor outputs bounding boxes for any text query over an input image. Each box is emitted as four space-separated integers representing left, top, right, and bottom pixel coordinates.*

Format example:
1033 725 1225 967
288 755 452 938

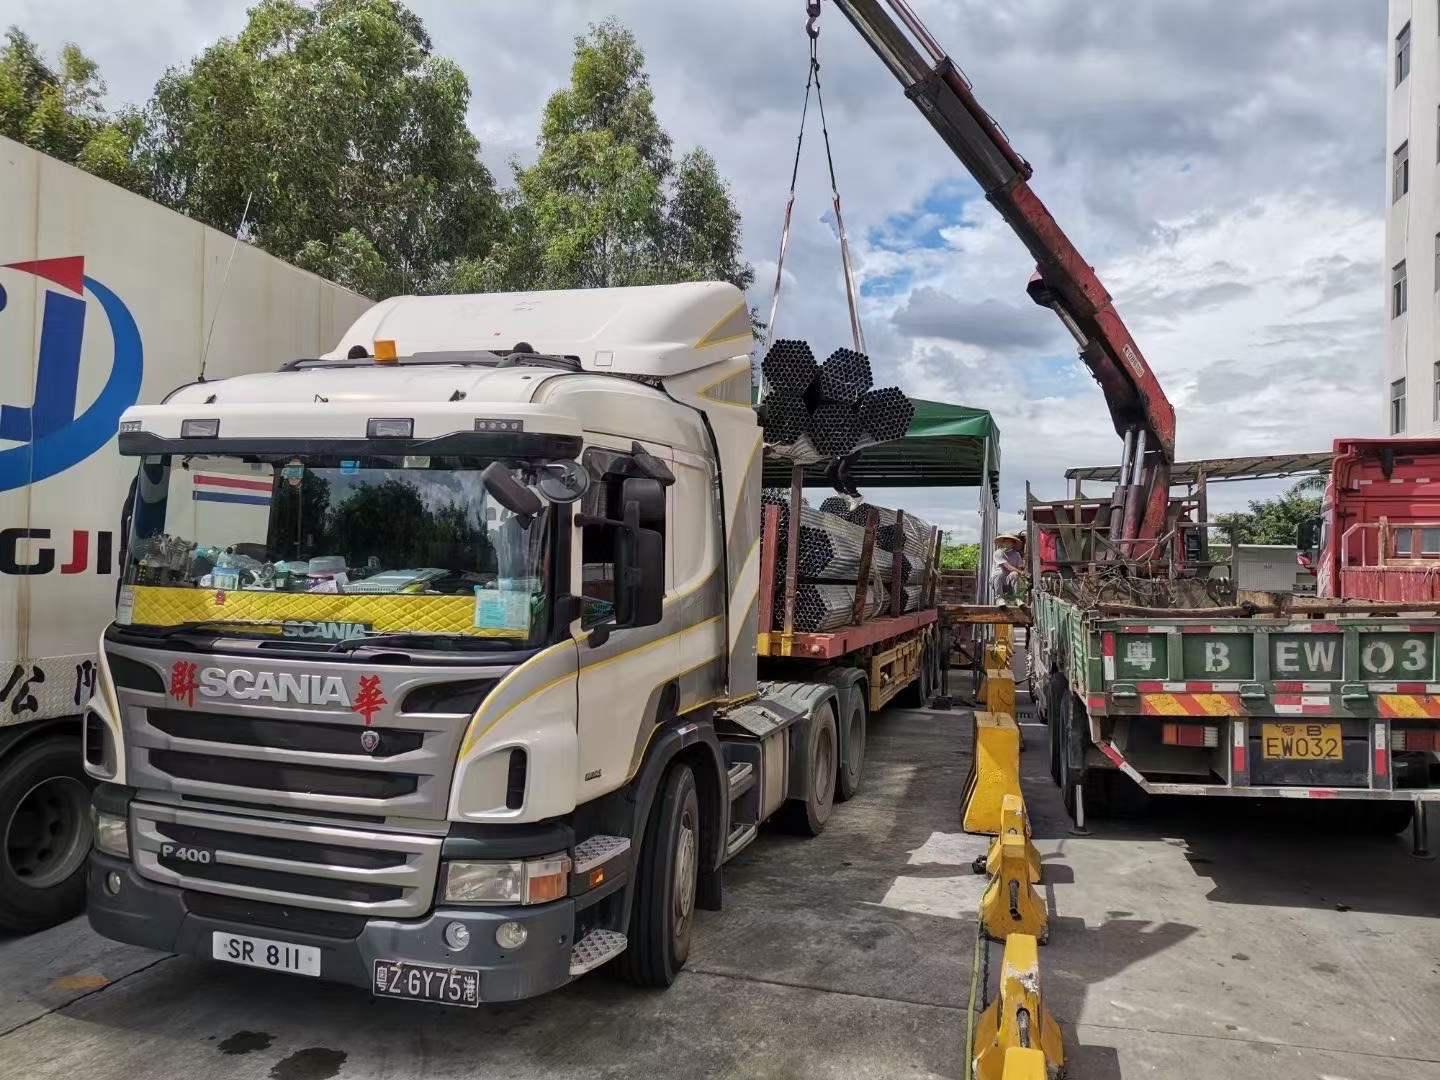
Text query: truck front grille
149 750 419 800
147 709 425 758
132 802 442 917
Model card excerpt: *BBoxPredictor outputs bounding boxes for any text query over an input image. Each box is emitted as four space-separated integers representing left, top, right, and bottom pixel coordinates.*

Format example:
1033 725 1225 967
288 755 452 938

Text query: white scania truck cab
84 282 892 1004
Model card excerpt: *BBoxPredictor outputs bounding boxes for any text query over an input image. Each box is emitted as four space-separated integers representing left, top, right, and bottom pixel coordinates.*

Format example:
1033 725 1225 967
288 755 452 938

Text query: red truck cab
1316 438 1440 602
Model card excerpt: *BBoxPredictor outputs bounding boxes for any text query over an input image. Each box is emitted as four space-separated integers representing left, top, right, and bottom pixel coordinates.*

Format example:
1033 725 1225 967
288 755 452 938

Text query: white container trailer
0 136 370 930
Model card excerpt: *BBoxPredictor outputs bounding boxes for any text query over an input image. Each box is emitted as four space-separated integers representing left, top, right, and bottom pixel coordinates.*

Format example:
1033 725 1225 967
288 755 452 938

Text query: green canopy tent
760 398 1000 503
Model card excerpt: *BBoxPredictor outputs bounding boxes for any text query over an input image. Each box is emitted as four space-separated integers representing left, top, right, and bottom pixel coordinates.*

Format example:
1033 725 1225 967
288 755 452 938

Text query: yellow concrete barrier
983 667 1016 717
980 832 1049 942
961 711 1022 835
974 934 1064 1080
998 1047 1048 1080
984 793 1041 884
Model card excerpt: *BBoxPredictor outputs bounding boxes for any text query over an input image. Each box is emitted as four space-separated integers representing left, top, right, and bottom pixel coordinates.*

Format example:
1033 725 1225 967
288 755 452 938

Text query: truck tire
0 736 93 932
619 762 700 988
1046 678 1063 785
836 690 867 802
780 704 838 836
1059 693 1110 822
897 642 933 709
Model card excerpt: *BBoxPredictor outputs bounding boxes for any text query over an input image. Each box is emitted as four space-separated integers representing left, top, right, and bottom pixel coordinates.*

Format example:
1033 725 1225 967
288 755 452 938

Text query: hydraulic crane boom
829 0 1175 550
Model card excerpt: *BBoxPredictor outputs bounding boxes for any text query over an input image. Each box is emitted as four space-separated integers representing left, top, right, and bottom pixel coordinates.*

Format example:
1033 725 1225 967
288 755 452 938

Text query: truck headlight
92 810 129 858
442 854 570 905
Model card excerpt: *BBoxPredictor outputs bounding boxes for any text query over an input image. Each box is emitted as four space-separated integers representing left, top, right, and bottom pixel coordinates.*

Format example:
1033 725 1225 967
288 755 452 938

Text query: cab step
572 834 630 875
726 760 755 799
725 821 758 859
569 929 628 976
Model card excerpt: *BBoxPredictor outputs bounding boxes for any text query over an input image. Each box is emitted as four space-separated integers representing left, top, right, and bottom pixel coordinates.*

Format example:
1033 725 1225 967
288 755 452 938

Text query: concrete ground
2 693 1439 1079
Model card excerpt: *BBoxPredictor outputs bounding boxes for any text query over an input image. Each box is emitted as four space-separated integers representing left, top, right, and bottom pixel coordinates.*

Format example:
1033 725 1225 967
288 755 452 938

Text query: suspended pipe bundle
809 403 866 457
857 387 915 443
760 339 819 397
812 347 873 406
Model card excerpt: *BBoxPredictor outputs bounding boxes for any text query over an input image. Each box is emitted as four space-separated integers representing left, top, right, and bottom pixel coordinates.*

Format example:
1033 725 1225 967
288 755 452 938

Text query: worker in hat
991 532 1026 604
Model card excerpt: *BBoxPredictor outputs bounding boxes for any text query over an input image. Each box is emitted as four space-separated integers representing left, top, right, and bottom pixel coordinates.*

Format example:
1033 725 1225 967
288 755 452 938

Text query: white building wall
1387 0 1440 434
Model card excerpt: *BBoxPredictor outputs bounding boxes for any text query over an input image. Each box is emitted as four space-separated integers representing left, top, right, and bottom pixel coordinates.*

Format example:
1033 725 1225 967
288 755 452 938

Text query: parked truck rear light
1392 728 1440 752
1161 723 1219 748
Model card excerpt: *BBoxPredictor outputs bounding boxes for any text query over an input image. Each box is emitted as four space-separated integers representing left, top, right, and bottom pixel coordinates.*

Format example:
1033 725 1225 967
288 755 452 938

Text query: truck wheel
0 737 93 933
1344 801 1414 835
619 762 700 988
897 643 932 708
836 691 867 802
1045 674 1064 784
781 705 838 836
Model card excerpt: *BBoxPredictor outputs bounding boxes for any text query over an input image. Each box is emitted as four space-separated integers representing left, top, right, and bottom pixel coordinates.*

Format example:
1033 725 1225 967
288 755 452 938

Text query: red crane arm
829 0 1175 543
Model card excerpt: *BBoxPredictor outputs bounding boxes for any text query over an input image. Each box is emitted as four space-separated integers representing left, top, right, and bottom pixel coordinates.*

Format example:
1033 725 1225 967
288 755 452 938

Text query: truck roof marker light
181 418 220 438
366 418 413 439
373 339 398 362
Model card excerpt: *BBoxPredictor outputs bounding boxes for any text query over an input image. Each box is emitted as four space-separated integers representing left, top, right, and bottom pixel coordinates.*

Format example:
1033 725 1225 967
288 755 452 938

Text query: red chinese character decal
214 590 227 605
351 674 387 726
170 660 199 707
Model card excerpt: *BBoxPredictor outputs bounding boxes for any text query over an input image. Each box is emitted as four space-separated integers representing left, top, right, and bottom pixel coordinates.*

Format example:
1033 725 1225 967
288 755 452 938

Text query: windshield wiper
328 633 519 653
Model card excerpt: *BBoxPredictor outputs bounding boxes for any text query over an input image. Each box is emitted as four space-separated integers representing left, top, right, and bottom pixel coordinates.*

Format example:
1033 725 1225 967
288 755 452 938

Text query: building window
1394 141 1410 202
1398 21 1412 85
1392 377 1407 435
1393 260 1408 318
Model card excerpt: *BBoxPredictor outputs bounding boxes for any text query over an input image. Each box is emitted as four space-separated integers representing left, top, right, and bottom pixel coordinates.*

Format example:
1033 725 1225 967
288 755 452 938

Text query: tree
940 539 979 572
0 28 146 190
1212 481 1321 546
144 0 499 297
464 20 753 296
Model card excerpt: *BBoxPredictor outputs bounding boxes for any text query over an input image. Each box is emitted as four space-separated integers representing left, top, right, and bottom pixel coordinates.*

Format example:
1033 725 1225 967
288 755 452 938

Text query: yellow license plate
1261 722 1343 761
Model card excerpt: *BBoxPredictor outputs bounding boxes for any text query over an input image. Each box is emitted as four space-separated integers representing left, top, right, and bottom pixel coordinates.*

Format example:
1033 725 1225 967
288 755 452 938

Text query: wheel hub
4 776 91 890
672 811 698 940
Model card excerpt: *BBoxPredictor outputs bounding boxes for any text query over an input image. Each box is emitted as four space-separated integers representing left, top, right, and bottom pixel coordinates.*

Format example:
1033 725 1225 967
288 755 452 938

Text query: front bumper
87 852 577 1002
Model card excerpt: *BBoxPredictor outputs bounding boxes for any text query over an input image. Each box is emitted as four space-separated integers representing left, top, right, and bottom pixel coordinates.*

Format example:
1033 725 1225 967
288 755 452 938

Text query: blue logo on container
0 257 143 492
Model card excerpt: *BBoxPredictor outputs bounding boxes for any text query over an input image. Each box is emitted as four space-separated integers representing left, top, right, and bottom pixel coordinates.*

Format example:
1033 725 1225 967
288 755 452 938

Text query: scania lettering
84 282 948 1004
193 668 353 707
0 134 369 932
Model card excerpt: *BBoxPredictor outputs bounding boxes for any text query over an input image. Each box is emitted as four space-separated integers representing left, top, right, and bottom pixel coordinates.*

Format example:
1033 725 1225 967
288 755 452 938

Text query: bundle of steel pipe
819 496 855 516
764 500 897 584
760 396 810 445
857 387 915 443
759 339 914 462
812 347 873 406
889 583 925 614
772 582 887 632
809 403 866 457
844 502 933 581
761 339 819 397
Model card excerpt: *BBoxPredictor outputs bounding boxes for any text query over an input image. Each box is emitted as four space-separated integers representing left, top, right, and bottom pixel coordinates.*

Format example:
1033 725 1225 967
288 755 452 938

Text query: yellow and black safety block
973 934 1064 1080
980 831 1049 942
961 711 1023 835
983 793 1042 885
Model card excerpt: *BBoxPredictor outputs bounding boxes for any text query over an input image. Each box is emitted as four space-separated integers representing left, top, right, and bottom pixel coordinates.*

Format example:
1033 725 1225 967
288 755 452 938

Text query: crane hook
806 0 821 40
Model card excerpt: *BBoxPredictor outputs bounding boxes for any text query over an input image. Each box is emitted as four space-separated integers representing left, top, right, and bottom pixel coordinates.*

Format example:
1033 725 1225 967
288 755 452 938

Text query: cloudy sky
12 0 1388 537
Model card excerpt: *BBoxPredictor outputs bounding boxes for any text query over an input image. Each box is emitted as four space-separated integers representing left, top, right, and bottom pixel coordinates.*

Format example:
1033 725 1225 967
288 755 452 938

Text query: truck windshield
119 454 552 648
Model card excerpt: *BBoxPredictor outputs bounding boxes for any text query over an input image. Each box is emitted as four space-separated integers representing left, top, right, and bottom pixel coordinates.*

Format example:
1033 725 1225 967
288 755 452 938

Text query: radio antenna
198 191 254 383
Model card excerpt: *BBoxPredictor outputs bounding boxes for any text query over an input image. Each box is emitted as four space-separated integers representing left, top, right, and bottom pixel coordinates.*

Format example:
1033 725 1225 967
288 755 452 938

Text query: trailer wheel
836 690 867 802
1045 676 1064 785
0 737 93 933
619 762 699 987
781 705 838 835
1060 693 1111 821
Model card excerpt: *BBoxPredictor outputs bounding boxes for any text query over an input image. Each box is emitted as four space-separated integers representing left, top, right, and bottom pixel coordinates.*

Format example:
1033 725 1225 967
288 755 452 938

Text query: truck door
573 441 679 799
